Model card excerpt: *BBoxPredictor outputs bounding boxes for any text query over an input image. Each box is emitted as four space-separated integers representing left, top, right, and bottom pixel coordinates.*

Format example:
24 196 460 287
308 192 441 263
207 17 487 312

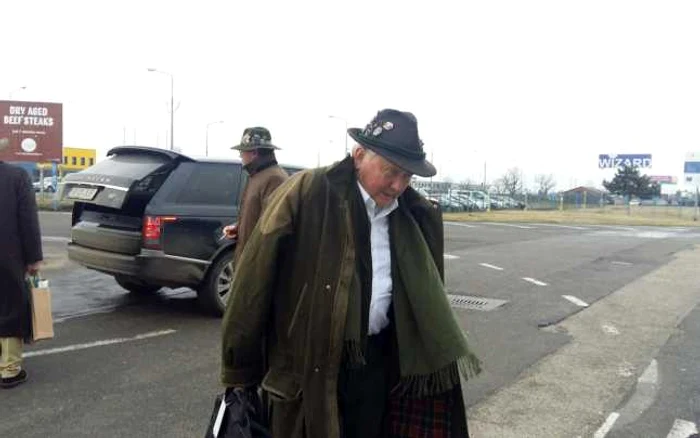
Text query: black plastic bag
204 388 271 438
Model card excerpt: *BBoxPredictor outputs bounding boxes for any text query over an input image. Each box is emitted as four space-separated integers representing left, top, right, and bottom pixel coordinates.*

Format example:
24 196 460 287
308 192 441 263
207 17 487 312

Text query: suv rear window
84 153 170 181
174 163 242 206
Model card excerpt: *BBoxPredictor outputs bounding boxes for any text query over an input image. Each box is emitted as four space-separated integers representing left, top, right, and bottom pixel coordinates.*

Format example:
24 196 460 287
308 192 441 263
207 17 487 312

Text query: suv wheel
114 275 161 295
198 251 234 316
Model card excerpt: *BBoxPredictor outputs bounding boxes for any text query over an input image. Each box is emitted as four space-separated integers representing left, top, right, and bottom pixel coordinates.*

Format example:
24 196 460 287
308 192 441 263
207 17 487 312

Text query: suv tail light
142 215 178 250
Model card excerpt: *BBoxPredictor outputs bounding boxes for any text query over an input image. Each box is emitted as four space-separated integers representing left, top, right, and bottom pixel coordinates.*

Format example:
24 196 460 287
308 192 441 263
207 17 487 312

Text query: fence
412 181 700 219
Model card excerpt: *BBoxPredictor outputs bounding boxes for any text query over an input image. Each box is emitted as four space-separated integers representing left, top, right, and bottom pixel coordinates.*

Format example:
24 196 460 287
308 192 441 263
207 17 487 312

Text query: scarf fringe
343 340 367 369
392 354 482 398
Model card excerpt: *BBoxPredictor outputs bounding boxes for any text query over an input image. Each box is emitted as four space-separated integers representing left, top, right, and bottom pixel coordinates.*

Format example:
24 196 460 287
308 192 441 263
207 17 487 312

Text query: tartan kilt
388 386 469 438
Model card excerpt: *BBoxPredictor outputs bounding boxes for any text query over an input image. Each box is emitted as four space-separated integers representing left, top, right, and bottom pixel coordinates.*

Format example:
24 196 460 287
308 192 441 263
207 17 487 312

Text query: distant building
60 147 96 176
561 186 608 206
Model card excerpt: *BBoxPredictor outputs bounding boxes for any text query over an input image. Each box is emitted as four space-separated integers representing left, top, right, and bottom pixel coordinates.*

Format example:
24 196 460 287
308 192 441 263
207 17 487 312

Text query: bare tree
535 173 556 196
498 167 523 197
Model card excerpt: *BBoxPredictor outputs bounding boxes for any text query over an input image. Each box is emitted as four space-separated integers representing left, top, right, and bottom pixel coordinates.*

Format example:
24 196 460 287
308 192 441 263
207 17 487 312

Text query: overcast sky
2 0 699 191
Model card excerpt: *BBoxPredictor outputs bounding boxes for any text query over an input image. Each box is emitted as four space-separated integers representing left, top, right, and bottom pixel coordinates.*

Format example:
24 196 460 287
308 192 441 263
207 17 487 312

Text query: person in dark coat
0 137 43 389
220 110 481 437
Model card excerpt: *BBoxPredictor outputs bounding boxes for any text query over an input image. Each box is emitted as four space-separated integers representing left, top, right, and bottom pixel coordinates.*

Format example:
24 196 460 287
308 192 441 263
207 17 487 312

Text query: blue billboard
598 154 652 169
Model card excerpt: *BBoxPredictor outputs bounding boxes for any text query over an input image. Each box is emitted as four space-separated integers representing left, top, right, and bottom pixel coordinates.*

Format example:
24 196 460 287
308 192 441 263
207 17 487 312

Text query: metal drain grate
447 294 508 311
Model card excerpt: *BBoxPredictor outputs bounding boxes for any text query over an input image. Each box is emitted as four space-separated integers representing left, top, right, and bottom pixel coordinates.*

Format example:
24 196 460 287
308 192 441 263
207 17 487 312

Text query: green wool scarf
343 200 482 398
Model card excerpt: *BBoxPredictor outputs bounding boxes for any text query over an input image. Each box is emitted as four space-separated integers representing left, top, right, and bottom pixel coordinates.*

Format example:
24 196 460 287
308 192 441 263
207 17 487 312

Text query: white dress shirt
357 182 399 335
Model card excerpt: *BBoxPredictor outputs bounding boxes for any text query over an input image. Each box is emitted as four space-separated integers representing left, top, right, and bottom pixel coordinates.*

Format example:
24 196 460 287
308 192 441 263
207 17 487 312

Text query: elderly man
221 109 480 437
0 138 43 389
222 127 288 264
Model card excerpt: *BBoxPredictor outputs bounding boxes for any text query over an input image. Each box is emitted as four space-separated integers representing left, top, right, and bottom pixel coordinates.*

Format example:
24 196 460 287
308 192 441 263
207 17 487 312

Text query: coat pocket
262 368 304 436
286 283 308 338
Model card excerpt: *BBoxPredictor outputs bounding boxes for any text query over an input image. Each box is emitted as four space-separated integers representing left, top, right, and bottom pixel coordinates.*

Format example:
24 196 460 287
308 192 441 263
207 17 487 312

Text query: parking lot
2 212 700 437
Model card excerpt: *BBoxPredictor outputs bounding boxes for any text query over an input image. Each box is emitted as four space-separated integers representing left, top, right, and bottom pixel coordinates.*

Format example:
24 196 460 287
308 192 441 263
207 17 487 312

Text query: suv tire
114 275 162 295
198 251 234 316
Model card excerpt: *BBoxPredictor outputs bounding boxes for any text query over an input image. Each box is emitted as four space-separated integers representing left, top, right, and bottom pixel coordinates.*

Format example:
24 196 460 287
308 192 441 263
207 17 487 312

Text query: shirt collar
357 181 399 219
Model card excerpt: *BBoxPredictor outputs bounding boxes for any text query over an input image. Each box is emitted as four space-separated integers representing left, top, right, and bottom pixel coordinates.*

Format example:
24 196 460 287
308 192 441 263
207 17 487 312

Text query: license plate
67 187 98 201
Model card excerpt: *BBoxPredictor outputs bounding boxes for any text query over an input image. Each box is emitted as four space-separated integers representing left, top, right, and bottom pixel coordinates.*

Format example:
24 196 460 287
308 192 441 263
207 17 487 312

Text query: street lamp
147 68 175 150
328 115 349 155
205 120 224 157
8 86 26 99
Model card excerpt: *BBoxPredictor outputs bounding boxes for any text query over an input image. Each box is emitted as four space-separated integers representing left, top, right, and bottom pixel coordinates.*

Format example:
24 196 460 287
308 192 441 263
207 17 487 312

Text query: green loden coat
221 156 468 437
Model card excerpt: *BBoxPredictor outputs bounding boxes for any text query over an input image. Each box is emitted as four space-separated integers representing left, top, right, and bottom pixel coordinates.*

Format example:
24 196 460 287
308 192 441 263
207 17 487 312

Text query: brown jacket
234 158 288 263
221 157 466 437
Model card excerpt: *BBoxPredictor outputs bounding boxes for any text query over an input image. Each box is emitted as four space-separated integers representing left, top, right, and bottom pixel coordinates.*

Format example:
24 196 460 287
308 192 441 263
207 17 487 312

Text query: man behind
221 110 481 437
222 127 288 264
0 138 43 389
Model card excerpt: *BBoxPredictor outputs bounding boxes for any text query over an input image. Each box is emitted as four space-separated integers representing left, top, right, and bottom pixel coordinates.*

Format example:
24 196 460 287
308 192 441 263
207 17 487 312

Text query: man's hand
222 224 238 240
26 261 42 276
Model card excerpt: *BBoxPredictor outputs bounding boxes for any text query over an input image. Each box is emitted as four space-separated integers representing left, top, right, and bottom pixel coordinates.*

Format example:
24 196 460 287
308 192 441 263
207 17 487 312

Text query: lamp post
8 86 26 99
147 68 175 150
328 115 349 155
205 120 224 157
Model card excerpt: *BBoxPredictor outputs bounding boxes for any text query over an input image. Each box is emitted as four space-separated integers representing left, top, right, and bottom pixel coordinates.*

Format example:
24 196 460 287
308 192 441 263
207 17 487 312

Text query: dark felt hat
347 109 435 177
231 127 280 151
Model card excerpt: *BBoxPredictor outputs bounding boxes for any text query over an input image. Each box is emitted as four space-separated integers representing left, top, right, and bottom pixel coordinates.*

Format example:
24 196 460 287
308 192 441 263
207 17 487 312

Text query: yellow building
60 147 97 176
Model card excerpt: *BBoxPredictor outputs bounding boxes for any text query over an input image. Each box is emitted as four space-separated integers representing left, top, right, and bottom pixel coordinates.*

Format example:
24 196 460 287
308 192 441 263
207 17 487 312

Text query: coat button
325 284 331 291
314 367 320 373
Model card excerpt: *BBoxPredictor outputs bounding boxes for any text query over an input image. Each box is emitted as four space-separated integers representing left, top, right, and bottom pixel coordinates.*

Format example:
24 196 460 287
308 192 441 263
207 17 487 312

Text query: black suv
60 146 301 316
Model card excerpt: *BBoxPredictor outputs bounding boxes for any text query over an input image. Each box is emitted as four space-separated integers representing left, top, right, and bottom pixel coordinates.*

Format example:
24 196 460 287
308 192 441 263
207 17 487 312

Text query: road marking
594 412 620 438
530 223 588 230
602 324 620 335
639 359 658 384
42 236 70 243
522 277 548 286
444 222 476 228
40 211 72 215
444 254 460 260
599 226 636 231
486 223 536 229
479 263 504 271
667 419 698 438
562 295 589 307
611 261 633 266
24 329 177 358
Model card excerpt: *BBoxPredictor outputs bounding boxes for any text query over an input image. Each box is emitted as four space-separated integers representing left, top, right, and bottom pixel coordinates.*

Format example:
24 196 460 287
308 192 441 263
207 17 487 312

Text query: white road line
594 412 620 438
639 359 658 384
444 254 460 260
42 236 70 243
530 223 588 230
24 329 177 358
522 277 548 286
602 324 621 335
611 261 633 266
479 263 504 271
562 295 589 307
599 226 636 231
486 223 536 229
667 419 698 438
40 211 72 215
444 222 477 228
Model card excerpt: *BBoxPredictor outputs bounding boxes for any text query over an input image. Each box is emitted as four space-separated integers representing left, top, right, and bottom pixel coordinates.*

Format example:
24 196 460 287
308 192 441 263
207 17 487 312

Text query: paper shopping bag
29 277 54 342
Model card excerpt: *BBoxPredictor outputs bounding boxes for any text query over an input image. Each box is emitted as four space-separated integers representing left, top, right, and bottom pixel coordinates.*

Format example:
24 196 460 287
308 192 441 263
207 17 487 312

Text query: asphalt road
2 215 699 437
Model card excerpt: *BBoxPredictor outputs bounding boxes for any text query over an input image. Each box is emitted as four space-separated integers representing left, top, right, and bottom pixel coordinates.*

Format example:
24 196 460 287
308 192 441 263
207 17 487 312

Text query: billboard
684 151 700 187
649 175 677 184
598 154 652 169
0 100 63 163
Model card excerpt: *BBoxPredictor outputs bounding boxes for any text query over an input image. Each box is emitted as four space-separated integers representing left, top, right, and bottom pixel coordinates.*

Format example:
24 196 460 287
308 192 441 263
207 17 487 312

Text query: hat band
372 140 426 161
